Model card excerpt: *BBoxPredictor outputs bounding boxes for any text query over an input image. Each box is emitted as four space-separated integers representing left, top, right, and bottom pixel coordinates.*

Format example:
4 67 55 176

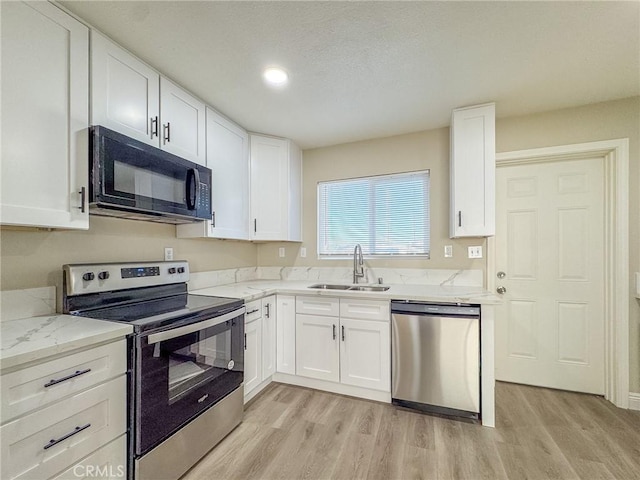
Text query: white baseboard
272 372 391 403
629 392 640 411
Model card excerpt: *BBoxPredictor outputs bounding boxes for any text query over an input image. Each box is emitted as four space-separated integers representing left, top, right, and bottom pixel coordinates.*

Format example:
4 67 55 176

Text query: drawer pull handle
246 309 260 315
43 423 91 450
44 368 92 388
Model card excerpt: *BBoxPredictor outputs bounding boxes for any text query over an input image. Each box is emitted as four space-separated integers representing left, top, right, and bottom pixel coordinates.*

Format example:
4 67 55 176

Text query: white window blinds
317 170 430 257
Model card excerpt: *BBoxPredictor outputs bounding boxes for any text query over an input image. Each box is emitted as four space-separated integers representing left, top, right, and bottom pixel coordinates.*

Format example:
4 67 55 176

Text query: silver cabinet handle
44 368 91 388
332 324 336 340
458 210 462 227
163 122 171 143
246 308 259 315
341 325 345 341
78 187 86 213
43 423 91 450
497 286 507 294
151 116 159 138
265 303 270 318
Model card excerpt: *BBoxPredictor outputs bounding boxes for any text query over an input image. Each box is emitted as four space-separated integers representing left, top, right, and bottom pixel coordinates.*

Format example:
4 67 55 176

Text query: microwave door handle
186 168 201 210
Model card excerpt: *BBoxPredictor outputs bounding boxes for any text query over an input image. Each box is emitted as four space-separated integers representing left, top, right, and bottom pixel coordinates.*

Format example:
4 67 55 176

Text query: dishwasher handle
391 301 480 317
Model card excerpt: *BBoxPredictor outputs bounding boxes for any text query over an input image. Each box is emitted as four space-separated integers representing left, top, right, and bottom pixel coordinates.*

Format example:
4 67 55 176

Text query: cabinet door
207 108 250 239
295 314 339 382
250 135 288 240
1 1 89 229
261 295 277 380
339 318 390 391
276 295 296 375
450 103 495 237
244 318 262 397
91 31 160 147
160 77 206 165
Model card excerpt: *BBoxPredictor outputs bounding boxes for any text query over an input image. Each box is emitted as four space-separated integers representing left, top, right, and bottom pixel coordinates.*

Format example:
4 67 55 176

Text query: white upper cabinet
250 134 302 241
91 34 206 165
1 1 89 229
177 108 250 240
159 78 206 165
91 30 159 146
450 103 496 237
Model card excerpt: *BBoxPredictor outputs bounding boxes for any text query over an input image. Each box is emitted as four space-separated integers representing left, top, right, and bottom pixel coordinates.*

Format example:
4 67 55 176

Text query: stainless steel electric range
62 261 245 480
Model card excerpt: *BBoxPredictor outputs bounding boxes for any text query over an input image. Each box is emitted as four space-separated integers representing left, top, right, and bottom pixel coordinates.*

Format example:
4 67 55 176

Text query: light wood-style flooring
182 382 640 480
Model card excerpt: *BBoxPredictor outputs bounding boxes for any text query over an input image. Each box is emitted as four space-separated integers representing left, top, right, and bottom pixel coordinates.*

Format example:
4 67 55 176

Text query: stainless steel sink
308 283 352 290
348 285 390 292
307 283 390 292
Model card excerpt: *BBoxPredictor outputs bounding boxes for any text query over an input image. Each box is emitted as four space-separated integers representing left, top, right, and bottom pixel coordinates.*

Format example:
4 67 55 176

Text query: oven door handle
147 306 246 344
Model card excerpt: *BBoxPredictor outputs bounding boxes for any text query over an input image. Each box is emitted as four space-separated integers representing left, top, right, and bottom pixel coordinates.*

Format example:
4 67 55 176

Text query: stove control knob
168 267 177 274
177 267 185 274
82 272 95 281
98 271 110 280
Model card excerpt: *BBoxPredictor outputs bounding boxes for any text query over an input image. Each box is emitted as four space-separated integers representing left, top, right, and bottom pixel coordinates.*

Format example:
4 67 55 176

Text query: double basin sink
308 283 390 292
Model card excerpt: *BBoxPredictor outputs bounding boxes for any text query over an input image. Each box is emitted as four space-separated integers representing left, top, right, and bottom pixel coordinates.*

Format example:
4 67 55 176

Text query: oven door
135 307 244 455
91 126 211 221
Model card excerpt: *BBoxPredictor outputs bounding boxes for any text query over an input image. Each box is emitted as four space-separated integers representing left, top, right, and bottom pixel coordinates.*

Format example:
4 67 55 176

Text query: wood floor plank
180 381 640 480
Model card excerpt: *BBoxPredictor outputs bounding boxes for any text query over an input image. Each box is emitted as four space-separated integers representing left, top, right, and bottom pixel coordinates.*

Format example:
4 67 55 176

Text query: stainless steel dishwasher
391 301 480 420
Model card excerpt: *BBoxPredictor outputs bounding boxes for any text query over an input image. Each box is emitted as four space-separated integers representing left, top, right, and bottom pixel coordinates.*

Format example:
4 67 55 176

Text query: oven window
162 328 232 404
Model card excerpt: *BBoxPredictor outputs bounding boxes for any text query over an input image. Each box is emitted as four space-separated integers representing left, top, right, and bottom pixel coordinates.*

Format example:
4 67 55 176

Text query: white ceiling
60 1 639 150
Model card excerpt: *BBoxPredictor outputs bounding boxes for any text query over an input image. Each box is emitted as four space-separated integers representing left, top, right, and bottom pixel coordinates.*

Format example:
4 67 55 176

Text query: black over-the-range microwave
89 126 212 224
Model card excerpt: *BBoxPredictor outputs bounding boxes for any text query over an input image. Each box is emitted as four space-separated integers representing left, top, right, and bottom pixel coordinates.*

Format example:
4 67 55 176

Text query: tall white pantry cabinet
1 1 89 230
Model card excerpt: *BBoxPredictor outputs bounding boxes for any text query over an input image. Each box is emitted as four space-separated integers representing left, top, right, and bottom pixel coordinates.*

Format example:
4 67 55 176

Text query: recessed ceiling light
263 67 289 86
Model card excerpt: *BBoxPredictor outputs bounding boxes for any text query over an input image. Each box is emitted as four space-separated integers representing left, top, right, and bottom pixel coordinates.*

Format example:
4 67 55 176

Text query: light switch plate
444 245 453 258
279 247 285 258
300 247 307 258
164 247 174 261
468 246 483 259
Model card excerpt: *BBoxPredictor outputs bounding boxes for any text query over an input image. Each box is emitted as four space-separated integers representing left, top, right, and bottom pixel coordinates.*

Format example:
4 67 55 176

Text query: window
317 170 430 257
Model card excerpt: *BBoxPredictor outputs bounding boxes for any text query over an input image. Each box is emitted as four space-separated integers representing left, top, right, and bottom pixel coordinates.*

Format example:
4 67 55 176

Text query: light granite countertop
1 314 132 371
191 280 502 305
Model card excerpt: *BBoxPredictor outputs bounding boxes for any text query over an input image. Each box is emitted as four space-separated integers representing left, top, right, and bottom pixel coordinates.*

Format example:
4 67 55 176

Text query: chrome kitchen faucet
353 244 365 284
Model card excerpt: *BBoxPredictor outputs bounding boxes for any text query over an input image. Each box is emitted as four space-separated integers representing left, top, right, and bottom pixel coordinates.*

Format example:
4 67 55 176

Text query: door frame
487 138 630 408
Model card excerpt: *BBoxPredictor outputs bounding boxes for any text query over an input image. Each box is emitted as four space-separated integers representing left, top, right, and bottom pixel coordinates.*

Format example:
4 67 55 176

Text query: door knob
496 286 507 294
497 271 506 279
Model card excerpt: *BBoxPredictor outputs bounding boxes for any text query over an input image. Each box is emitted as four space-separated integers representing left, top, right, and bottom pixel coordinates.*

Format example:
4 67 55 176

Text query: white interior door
495 156 605 394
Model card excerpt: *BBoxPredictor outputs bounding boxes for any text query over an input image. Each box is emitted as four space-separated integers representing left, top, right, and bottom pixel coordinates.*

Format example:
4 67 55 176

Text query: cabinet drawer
245 300 262 322
296 296 339 317
53 435 126 479
1 375 127 480
1 340 127 423
340 299 389 322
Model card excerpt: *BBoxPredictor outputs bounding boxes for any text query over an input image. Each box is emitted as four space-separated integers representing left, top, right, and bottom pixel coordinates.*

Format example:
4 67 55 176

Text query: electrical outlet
300 247 307 258
444 245 453 258
279 247 285 258
164 247 174 261
468 246 483 259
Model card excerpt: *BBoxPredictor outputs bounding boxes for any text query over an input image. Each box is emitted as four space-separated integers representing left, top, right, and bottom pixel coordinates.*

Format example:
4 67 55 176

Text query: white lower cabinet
261 296 276 379
0 339 128 480
295 314 340 382
243 295 276 400
276 295 296 375
244 316 262 396
52 434 126 480
294 297 390 392
1 375 126 480
339 317 390 391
